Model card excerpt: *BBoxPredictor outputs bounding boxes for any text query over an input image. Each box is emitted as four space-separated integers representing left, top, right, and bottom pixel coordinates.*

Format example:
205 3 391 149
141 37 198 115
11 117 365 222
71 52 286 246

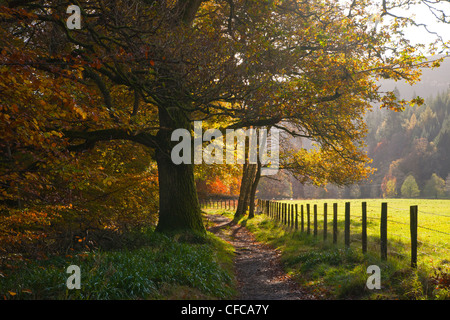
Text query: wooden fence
200 198 448 268
256 199 421 268
200 199 237 211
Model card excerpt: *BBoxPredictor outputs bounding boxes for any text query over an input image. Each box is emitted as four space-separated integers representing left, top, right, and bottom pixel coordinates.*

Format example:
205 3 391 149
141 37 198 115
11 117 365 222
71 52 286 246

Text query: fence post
301 204 304 232
275 202 277 220
323 203 328 241
275 202 277 219
275 202 278 221
410 205 418 268
307 204 311 235
362 202 367 254
345 202 350 247
333 203 338 244
285 203 288 225
291 204 294 229
286 203 291 227
295 204 298 231
278 202 280 221
271 201 273 218
314 204 318 236
284 203 288 225
280 203 283 223
380 202 388 260
290 204 293 227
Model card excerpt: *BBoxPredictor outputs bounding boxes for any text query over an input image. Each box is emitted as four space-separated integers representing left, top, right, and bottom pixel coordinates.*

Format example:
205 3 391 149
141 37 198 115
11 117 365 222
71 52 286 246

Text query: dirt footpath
206 213 316 300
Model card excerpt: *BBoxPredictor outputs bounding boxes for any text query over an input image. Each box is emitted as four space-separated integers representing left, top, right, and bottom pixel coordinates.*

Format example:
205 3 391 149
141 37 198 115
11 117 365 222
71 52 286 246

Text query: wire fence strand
255 199 450 266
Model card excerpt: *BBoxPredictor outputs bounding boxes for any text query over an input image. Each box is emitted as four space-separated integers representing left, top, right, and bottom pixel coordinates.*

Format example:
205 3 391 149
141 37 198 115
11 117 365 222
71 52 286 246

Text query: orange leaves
90 58 102 70
1 209 54 230
0 6 37 20
208 177 229 195
0 209 55 257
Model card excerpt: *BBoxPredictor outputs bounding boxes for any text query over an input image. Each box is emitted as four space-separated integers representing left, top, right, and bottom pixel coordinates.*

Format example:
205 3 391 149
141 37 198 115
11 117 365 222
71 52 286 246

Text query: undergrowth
0 226 237 300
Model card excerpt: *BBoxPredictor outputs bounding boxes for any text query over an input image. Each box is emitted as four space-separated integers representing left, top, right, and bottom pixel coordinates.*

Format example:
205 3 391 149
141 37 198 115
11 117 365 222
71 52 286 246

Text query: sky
339 0 450 52
396 1 450 48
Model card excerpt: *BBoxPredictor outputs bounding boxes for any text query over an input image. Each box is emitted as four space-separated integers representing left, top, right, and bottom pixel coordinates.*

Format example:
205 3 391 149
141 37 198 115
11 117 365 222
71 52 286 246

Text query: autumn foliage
0 0 446 257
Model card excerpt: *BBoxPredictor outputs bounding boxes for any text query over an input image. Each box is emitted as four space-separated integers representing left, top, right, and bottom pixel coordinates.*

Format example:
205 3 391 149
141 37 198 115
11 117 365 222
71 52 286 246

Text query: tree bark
154 103 205 234
235 162 251 218
235 162 259 218
248 161 261 219
155 147 204 233
243 163 256 215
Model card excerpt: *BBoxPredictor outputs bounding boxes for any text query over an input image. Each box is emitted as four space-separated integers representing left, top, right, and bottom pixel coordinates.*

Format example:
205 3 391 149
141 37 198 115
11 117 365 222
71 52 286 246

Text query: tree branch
64 128 159 152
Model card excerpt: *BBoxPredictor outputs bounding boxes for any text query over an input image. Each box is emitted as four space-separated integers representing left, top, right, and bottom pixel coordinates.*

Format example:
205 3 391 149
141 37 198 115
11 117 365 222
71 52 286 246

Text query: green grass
0 228 237 300
282 199 450 266
210 199 450 300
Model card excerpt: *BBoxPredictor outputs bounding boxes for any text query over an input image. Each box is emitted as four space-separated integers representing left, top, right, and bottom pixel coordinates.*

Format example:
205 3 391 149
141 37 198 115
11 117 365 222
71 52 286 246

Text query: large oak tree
1 0 447 233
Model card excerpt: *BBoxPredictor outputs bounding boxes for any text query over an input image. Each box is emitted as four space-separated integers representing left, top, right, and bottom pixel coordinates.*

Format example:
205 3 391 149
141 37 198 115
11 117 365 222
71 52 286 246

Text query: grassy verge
284 199 450 265
0 226 237 300
217 207 449 300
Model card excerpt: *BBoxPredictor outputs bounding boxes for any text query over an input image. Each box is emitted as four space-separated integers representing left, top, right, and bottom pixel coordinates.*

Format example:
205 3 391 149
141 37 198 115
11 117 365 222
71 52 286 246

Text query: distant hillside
380 56 450 100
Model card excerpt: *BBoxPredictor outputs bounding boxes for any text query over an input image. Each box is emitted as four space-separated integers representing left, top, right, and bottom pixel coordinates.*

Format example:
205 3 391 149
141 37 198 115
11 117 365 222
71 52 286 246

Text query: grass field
278 199 450 266
212 198 450 299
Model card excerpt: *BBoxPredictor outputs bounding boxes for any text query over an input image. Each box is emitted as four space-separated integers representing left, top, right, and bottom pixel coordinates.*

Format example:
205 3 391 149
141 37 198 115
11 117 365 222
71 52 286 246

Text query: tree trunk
244 128 265 219
235 162 251 218
153 0 207 234
248 161 261 219
155 148 205 233
235 162 259 218
243 163 256 215
154 104 205 234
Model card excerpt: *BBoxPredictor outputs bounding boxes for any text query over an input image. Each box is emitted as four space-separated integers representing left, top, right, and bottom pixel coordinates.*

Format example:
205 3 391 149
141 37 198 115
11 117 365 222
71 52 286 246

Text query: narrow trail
206 213 316 300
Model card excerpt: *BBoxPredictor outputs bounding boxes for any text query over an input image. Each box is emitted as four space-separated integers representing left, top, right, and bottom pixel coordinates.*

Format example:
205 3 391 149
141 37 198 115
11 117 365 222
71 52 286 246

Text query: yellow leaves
50 130 63 138
73 105 88 119
102 176 117 186
10 103 19 113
